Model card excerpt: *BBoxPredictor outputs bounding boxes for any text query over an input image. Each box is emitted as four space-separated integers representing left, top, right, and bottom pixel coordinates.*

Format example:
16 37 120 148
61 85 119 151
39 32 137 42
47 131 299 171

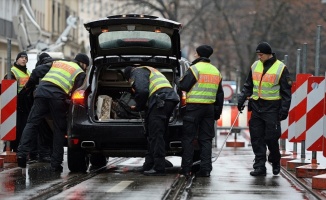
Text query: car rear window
98 31 171 50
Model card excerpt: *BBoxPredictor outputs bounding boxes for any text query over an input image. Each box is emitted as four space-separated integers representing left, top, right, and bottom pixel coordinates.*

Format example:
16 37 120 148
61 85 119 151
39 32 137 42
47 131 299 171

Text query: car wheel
90 153 107 167
67 147 89 173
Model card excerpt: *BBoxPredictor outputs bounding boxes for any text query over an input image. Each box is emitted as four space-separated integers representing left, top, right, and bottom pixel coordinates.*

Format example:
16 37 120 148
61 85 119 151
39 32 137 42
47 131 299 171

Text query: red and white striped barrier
295 74 313 141
0 80 17 141
281 81 296 139
323 72 326 157
287 81 301 142
217 105 250 128
306 76 325 151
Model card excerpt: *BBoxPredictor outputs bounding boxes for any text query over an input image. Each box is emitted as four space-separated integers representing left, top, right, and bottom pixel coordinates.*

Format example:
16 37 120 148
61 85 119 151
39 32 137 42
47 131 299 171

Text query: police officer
124 66 179 176
237 42 292 176
28 53 54 163
17 53 89 172
178 45 224 178
3 51 32 152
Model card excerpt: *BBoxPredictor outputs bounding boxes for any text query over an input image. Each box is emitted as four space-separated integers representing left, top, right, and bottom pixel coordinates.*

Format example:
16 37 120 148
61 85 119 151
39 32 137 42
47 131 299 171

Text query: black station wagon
66 14 191 172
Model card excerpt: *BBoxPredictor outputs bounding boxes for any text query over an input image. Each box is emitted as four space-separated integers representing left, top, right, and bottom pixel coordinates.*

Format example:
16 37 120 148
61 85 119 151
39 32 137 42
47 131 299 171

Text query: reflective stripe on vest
186 62 221 104
11 66 30 93
42 61 83 94
251 60 285 100
139 66 172 97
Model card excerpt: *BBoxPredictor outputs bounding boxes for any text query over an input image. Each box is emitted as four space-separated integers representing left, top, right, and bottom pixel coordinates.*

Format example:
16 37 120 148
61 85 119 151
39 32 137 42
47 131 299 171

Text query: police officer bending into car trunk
17 53 89 172
237 42 292 176
178 45 224 178
124 66 179 176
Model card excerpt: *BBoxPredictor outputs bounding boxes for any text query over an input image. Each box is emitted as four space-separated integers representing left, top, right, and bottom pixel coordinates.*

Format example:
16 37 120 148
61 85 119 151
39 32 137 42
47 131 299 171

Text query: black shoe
196 171 210 177
39 156 51 163
143 169 166 176
17 157 27 168
250 168 266 176
272 163 281 175
51 165 63 172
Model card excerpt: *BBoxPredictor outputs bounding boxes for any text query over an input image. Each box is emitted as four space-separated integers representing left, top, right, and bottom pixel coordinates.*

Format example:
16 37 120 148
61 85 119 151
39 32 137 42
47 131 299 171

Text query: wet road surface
0 132 325 199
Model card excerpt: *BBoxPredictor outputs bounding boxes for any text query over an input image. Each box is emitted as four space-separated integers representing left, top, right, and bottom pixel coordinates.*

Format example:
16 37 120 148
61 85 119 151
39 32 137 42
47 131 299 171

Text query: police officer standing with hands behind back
17 53 89 172
237 42 292 176
178 45 224 178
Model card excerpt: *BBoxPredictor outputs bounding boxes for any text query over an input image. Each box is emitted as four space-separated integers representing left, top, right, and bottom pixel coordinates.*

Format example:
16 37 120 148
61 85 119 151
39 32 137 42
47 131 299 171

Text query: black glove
237 93 246 112
214 105 221 120
279 112 288 121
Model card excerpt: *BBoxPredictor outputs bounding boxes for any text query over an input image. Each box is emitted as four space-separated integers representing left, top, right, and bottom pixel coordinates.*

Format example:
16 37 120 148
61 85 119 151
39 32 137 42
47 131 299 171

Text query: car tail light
68 138 80 147
71 90 85 106
181 91 187 107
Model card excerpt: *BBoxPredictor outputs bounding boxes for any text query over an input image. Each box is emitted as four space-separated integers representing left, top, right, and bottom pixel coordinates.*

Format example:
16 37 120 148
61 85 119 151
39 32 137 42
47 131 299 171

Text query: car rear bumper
67 107 183 157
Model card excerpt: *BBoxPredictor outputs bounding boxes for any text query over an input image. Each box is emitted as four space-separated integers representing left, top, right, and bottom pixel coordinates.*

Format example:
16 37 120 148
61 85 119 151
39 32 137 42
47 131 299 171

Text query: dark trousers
17 97 67 167
181 104 215 174
29 119 53 159
144 100 176 171
249 111 281 170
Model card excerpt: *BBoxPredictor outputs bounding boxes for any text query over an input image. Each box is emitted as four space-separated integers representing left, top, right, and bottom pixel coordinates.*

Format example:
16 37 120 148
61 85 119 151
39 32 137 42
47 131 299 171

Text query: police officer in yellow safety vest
178 45 224 178
2 51 32 152
237 42 292 176
124 66 180 176
17 53 89 172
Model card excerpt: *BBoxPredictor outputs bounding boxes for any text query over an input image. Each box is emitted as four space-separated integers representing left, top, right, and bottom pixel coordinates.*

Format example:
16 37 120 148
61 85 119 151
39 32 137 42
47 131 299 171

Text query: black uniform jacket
130 67 179 112
238 54 292 115
25 60 86 100
178 57 224 118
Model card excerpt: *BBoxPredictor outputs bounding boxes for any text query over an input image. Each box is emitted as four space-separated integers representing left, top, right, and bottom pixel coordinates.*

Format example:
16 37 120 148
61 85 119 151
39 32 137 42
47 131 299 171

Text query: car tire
90 153 107 167
67 147 89 173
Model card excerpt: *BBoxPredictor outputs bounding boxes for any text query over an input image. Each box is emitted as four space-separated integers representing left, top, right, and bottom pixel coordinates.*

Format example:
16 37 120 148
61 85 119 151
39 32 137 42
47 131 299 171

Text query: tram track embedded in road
162 173 195 200
27 157 129 200
280 166 324 200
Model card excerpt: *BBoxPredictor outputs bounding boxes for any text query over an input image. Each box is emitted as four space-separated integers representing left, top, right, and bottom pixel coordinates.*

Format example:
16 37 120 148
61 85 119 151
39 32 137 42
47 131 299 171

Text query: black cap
124 66 134 80
196 45 213 58
16 51 28 61
38 52 51 61
256 42 272 54
74 53 89 66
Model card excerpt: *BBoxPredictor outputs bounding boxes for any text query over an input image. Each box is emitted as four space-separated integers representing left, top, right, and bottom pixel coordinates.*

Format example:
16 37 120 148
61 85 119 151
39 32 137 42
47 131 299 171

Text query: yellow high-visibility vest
11 66 30 93
186 62 221 104
251 60 285 100
42 61 84 94
139 66 172 97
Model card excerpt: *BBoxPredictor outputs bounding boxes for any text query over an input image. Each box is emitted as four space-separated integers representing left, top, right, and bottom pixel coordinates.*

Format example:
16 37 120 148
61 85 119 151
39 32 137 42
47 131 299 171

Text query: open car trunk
89 63 178 122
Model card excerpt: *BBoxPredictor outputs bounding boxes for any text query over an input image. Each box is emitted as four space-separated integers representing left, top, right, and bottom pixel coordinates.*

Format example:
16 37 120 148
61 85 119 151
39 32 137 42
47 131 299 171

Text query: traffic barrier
217 104 250 128
312 72 326 189
296 76 326 178
295 74 312 141
0 79 18 163
286 74 312 171
281 81 298 166
216 104 250 147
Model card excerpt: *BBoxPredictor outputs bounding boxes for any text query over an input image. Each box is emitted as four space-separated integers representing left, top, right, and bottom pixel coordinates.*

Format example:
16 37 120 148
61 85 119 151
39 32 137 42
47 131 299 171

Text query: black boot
250 168 266 176
272 163 281 175
17 157 27 168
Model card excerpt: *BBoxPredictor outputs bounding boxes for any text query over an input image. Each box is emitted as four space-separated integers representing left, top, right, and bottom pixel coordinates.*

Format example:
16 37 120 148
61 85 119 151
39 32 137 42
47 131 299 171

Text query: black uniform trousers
144 100 177 172
181 104 215 174
17 97 68 168
249 110 281 170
